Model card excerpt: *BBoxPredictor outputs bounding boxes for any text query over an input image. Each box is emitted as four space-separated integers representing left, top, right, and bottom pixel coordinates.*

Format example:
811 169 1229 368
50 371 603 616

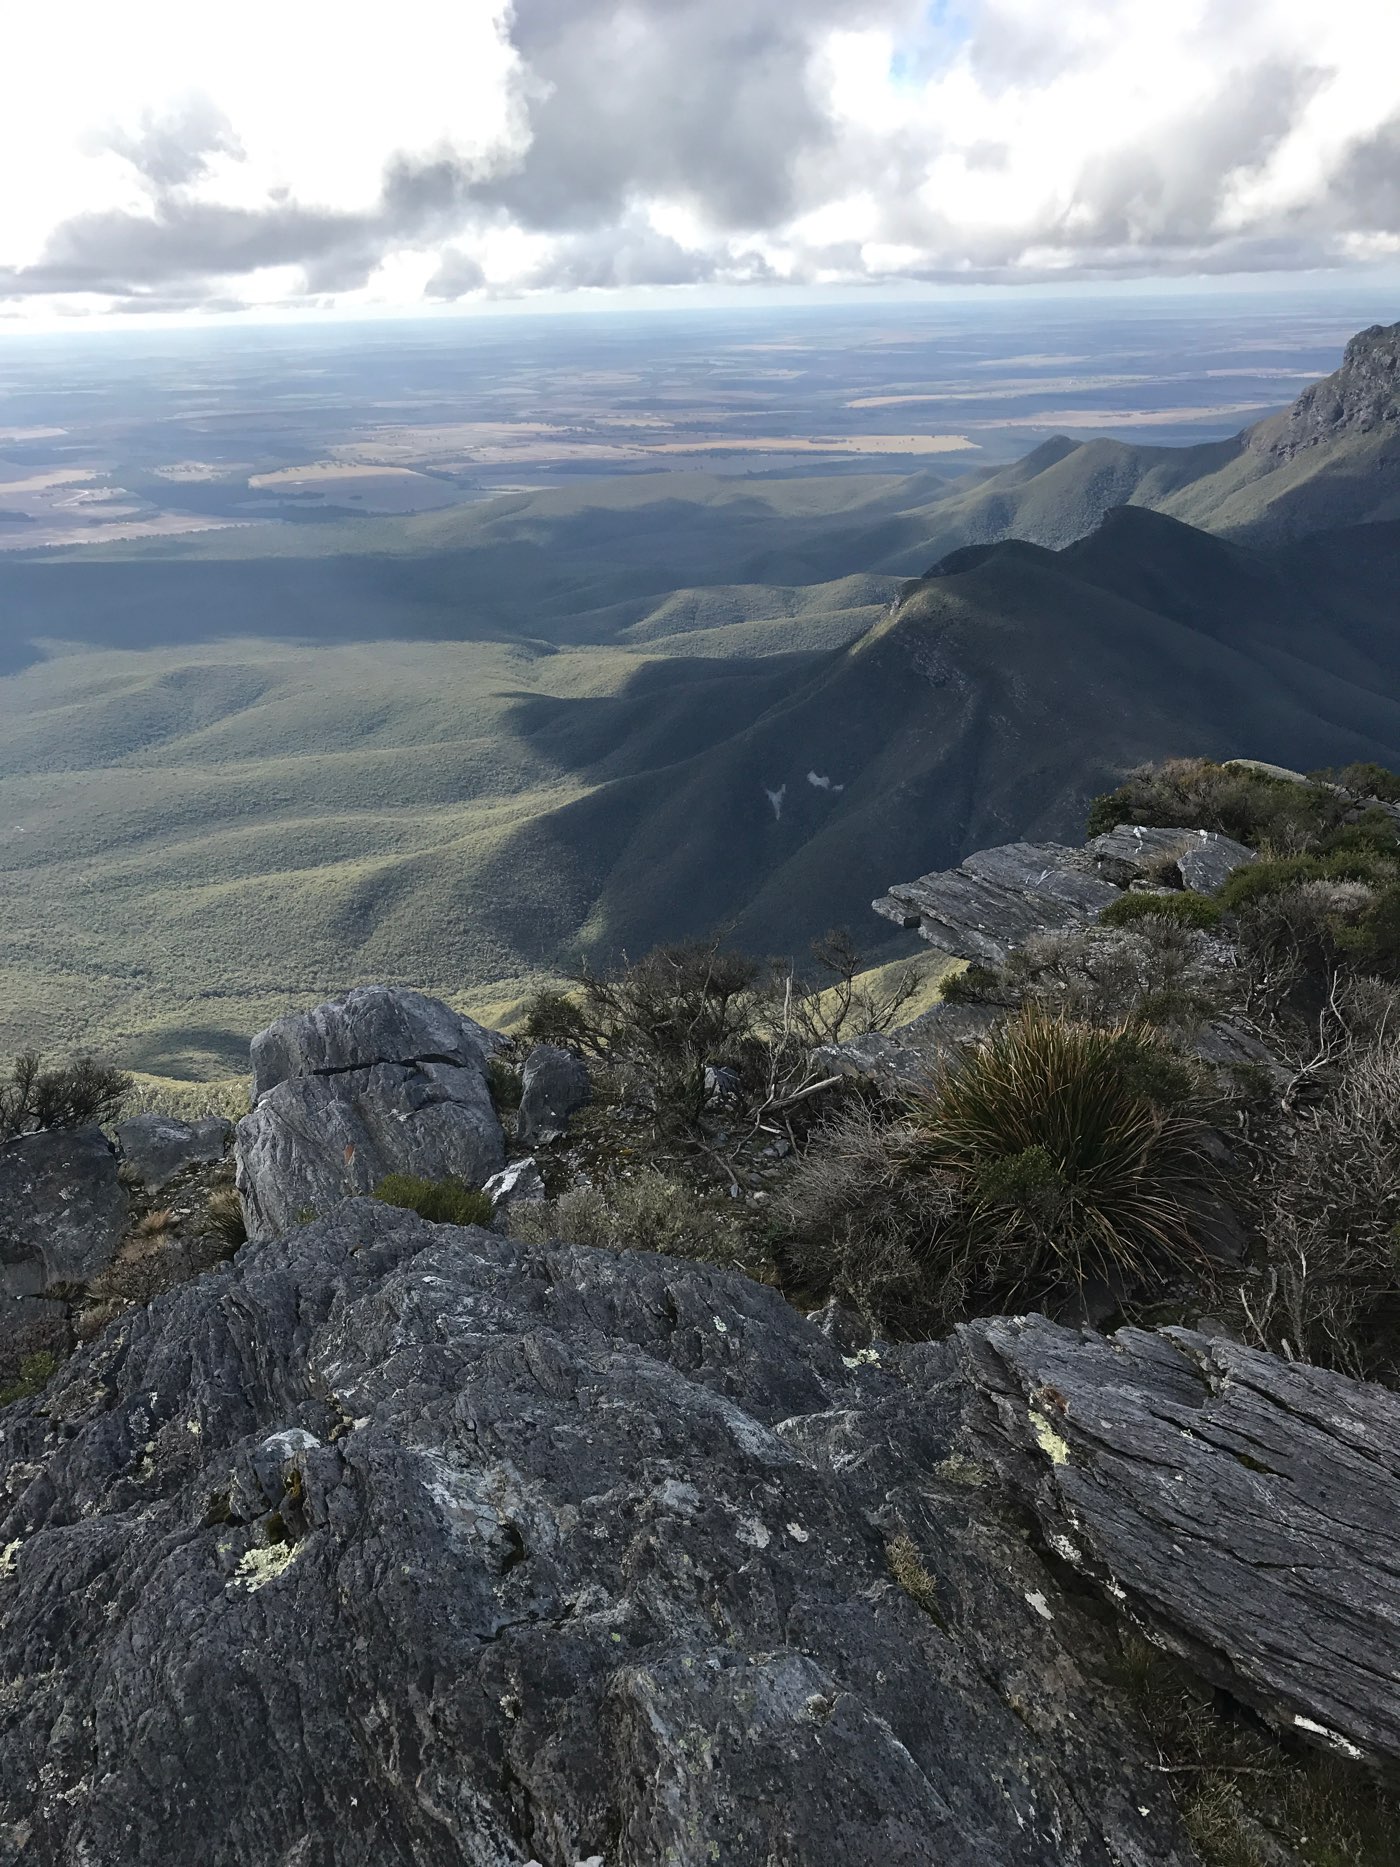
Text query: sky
1 0 1398 325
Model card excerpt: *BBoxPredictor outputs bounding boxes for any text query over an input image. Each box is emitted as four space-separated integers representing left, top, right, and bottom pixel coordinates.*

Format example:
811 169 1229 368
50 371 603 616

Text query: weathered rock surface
482 1155 545 1215
237 989 505 1241
0 1126 127 1305
116 1113 234 1191
1087 825 1256 894
959 1315 1400 1768
814 1000 998 1086
0 1204 1198 1867
874 842 1121 964
517 1042 591 1144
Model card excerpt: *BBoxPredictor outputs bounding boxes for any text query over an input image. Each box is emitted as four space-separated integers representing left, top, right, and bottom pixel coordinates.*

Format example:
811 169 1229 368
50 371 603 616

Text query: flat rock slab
115 1114 233 1191
958 1315 1400 1768
0 1206 1195 1867
0 1126 127 1302
874 842 1121 965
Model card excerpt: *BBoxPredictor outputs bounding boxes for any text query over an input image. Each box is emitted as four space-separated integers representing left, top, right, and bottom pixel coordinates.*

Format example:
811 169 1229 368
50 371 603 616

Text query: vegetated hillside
7 502 1399 1078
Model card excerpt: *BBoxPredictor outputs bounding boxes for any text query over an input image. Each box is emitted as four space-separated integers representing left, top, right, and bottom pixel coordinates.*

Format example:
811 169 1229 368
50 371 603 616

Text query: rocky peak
1250 318 1400 459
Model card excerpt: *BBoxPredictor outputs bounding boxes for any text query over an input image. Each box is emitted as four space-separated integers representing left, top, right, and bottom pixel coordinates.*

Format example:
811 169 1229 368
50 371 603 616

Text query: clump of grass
911 1010 1212 1288
1100 891 1223 932
372 1174 494 1228
777 1010 1216 1331
886 1530 943 1621
204 1186 247 1251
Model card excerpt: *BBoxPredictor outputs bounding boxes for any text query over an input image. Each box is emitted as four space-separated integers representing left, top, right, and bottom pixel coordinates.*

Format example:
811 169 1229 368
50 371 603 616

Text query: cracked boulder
517 1043 591 1145
958 1315 1400 1769
236 988 505 1241
1087 825 1256 894
0 1205 1197 1867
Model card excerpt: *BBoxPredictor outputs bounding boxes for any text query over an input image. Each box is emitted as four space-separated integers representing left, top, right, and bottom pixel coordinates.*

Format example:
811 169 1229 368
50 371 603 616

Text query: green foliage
1086 757 1349 850
485 1055 523 1113
1100 890 1223 931
204 1187 248 1251
519 988 597 1054
372 1174 494 1228
1310 760 1400 803
938 962 1006 1005
0 1350 62 1406
0 1050 131 1141
1218 849 1396 912
778 1011 1214 1332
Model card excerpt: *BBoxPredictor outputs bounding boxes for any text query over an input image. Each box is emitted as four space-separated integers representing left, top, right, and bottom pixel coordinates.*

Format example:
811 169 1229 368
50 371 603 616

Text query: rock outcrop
959 1316 1400 1767
116 1113 233 1191
236 987 505 1241
873 827 1255 963
0 1203 1200 1867
1250 320 1400 460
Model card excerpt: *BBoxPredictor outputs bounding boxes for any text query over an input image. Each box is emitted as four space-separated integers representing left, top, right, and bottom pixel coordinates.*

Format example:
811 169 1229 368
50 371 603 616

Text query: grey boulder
116 1113 233 1190
517 1043 590 1144
237 988 505 1241
0 1203 1196 1867
0 1125 127 1303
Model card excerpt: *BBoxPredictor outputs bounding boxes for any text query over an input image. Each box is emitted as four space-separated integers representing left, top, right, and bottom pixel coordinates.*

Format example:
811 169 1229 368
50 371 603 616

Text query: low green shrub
373 1174 494 1227
0 1350 61 1406
1310 760 1400 804
912 1010 1214 1287
1100 891 1223 931
508 1169 750 1268
1218 848 1396 912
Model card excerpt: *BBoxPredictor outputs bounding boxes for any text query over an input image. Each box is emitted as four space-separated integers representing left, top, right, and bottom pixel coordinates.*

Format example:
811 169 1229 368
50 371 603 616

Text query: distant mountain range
1 321 1397 1073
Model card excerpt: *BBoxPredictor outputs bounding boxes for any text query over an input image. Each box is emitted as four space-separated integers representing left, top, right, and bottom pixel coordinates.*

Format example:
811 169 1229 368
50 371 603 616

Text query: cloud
0 0 1397 316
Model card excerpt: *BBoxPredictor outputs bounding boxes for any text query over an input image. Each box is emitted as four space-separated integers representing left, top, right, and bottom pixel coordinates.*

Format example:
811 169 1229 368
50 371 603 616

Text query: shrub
1007 921 1226 1034
939 962 1007 1005
372 1174 494 1227
1217 849 1395 913
0 1051 132 1141
519 987 597 1053
508 1169 750 1269
1310 760 1400 804
1086 757 1348 851
1242 1031 1400 1379
1100 891 1223 932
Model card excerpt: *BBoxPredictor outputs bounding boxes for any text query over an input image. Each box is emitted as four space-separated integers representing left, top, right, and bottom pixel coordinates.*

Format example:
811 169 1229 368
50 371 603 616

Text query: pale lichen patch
231 1541 299 1593
0 1538 21 1581
1029 1408 1071 1466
